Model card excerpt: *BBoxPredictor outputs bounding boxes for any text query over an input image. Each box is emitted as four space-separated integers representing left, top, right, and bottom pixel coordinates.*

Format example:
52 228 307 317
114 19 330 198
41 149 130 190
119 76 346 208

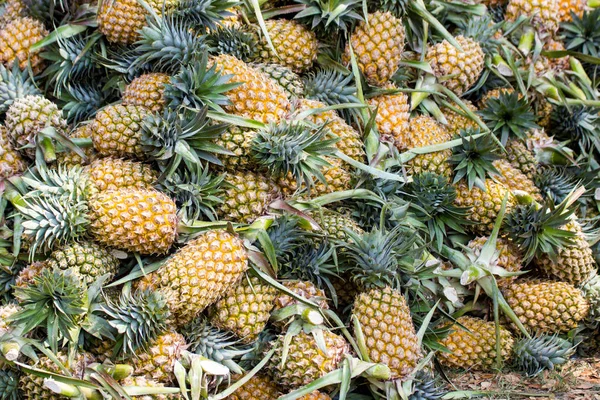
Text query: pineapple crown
156 164 224 222
458 14 503 57
488 3 507 23
140 107 228 174
479 91 539 145
294 0 363 36
21 166 89 200
533 166 600 206
449 128 501 191
340 224 419 290
58 83 109 124
582 274 600 322
10 268 87 352
24 0 69 26
206 26 257 62
404 172 470 251
94 45 153 83
181 317 250 375
251 121 339 191
0 368 19 400
164 53 239 112
171 0 239 31
409 371 446 400
561 8 600 57
0 62 41 114
513 335 575 377
102 289 171 356
303 69 361 124
368 0 409 17
278 240 337 294
503 196 578 263
548 106 600 158
260 215 308 266
131 16 206 74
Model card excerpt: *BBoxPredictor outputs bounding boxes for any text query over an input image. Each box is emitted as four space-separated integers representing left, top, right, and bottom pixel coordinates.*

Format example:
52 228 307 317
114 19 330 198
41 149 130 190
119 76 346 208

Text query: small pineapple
90 104 149 159
0 125 27 179
437 316 514 371
0 17 48 74
366 85 410 145
343 11 405 86
85 157 158 193
122 73 171 113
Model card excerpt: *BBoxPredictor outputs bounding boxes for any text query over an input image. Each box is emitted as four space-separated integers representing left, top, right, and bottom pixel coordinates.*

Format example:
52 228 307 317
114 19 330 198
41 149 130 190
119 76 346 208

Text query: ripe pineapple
216 126 258 170
5 95 68 159
505 0 560 35
46 241 120 286
85 157 158 193
366 85 410 145
90 104 149 159
557 0 586 22
426 36 485 96
454 179 515 234
266 330 350 390
55 125 99 168
0 0 24 29
502 280 589 334
226 374 281 400
437 316 514 371
88 188 178 255
276 157 353 198
131 331 186 383
467 236 524 287
210 54 290 124
441 101 479 136
209 276 277 343
218 170 281 224
0 17 47 74
122 73 170 113
0 125 27 179
401 115 453 178
492 159 542 200
505 140 537 179
138 230 248 326
343 11 405 86
273 280 330 313
252 19 318 73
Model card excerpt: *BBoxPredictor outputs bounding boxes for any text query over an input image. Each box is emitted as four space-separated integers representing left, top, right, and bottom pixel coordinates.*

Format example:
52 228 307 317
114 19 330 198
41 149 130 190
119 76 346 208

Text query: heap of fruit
1 0 600 398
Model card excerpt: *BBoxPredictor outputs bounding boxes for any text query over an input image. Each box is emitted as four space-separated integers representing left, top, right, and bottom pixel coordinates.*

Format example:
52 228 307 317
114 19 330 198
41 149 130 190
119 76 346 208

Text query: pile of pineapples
2 0 600 397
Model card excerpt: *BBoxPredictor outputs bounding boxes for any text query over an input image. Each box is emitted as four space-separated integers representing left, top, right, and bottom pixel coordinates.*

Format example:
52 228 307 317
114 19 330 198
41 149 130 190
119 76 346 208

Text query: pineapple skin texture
352 286 421 379
402 115 453 178
367 88 411 145
441 100 479 136
85 157 158 193
0 17 47 74
492 159 542 201
216 125 258 170
502 280 589 334
226 374 281 400
505 139 537 179
131 331 186 384
438 316 514 371
91 104 149 159
557 0 586 22
0 124 26 179
88 188 178 255
344 11 405 87
505 0 560 35
123 73 170 113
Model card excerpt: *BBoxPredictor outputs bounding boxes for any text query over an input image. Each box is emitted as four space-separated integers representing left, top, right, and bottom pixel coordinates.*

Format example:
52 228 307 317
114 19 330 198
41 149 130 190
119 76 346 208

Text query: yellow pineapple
225 374 281 400
505 0 560 35
0 124 27 179
85 157 158 193
0 16 47 74
400 115 453 177
492 159 542 200
441 101 479 136
131 331 186 383
557 0 586 22
0 0 24 29
367 85 411 145
122 73 170 113
90 104 149 159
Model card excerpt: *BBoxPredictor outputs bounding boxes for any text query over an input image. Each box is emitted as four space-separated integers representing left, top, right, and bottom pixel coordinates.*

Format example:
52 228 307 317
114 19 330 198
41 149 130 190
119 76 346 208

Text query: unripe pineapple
88 188 177 255
252 63 304 99
139 230 248 326
209 276 277 343
266 330 350 390
0 17 47 74
218 170 281 224
427 36 484 96
20 352 96 400
56 125 99 168
0 125 26 179
90 104 149 159
534 219 596 286
252 19 318 73
437 316 514 370
5 95 68 159
581 275 600 322
343 11 405 87
467 236 523 287
502 280 589 334
492 159 542 200
210 54 290 124
367 85 410 145
505 0 560 35
226 374 281 400
131 331 186 383
557 0 586 22
85 157 158 193
454 179 515 234
122 73 170 113
441 101 479 136
401 115 453 178
505 140 537 179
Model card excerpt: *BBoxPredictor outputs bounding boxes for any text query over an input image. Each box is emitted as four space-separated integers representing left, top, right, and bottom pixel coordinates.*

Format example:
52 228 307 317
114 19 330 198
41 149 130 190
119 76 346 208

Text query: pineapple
298 392 332 400
252 63 304 99
505 0 560 35
209 276 278 343
0 0 24 29
90 104 149 159
85 157 158 193
557 0 586 22
426 36 485 96
401 115 453 178
225 374 281 400
273 280 330 313
437 316 514 371
0 62 40 114
216 125 258 170
492 159 542 200
343 11 405 86
366 85 411 145
218 170 281 224
478 87 518 109
88 188 178 255
502 280 589 334
276 158 353 197
122 73 170 113
310 207 364 241
441 101 479 136
0 124 27 179
251 19 318 73
210 54 291 124
55 125 98 168
131 331 186 383
5 95 68 159
14 261 46 288
0 17 47 74
505 140 537 179
266 330 350 390
138 230 248 326
467 236 524 287
46 241 120 286
454 179 515 234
